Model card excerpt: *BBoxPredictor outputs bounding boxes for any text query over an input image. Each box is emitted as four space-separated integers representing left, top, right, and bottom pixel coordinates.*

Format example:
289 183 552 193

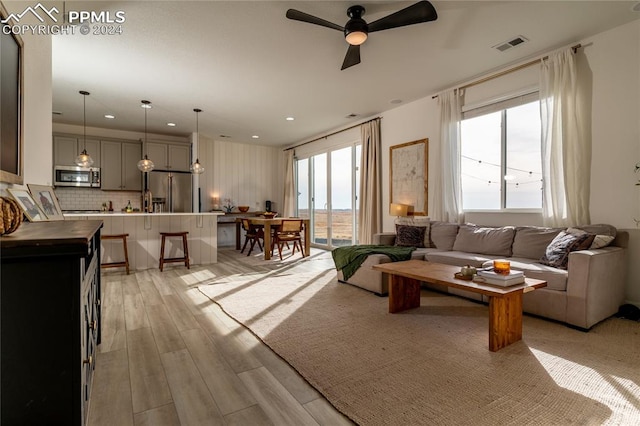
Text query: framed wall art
28 184 65 220
390 139 428 216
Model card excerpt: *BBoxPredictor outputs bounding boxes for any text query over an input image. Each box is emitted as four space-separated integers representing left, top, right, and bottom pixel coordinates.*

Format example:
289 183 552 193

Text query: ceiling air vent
493 35 529 52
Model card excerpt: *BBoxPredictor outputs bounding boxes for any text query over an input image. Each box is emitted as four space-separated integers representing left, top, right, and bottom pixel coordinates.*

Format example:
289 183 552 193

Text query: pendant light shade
75 90 94 167
137 100 155 172
190 108 205 174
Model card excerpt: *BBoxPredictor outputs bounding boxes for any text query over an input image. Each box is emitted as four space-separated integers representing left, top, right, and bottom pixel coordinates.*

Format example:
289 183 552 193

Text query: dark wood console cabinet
1 220 102 425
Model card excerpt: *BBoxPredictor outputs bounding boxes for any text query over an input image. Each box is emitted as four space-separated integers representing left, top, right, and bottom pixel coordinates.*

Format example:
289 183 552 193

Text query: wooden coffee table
371 260 547 351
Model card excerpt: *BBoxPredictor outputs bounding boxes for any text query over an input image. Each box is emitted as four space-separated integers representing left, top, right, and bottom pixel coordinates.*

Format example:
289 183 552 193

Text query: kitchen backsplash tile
55 188 141 211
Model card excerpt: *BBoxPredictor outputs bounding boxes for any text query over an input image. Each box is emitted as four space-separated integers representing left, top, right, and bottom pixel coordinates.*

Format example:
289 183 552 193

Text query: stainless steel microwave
54 165 101 188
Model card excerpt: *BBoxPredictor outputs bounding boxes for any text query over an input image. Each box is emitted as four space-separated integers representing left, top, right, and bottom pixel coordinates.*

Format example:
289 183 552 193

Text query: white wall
380 96 440 232
198 135 283 245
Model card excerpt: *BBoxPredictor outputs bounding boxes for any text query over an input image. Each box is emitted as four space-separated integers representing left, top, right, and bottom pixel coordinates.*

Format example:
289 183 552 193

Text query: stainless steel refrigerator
146 170 193 213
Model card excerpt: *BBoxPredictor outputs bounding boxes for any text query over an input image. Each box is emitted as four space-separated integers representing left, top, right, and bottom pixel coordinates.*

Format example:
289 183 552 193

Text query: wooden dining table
235 217 311 260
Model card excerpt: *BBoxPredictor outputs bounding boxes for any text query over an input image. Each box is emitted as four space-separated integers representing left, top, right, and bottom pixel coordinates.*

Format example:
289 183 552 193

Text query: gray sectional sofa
337 221 628 329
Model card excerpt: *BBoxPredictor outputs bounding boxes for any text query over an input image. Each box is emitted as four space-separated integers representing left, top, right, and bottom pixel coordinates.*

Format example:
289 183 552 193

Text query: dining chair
241 218 264 256
271 219 304 260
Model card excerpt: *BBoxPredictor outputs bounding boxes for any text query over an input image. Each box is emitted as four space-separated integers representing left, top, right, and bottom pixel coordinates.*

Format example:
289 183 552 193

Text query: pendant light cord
144 106 147 156
79 90 90 152
83 94 86 151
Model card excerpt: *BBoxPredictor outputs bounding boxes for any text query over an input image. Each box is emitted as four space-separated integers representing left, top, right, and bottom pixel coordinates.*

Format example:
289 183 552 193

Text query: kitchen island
65 212 223 271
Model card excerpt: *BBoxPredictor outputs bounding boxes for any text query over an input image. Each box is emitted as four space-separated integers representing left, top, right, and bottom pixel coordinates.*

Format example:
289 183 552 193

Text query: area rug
198 257 640 425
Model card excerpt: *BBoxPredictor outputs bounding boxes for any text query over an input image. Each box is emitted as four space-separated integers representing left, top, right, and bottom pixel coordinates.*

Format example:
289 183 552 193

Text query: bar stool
101 233 130 275
159 231 190 272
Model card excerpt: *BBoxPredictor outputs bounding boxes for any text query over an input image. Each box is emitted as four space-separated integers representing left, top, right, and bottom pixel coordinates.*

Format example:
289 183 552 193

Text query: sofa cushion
482 257 568 291
395 224 426 247
429 221 459 251
425 251 500 268
396 216 431 247
540 230 593 270
452 224 515 257
512 226 564 260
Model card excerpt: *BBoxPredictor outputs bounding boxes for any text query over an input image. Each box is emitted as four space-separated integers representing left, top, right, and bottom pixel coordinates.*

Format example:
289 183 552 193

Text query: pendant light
190 108 205 174
137 100 155 172
75 90 94 167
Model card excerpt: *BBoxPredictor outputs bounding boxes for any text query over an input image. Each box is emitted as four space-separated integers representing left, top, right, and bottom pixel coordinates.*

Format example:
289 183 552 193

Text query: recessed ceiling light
346 113 359 118
252 135 259 139
167 122 176 127
52 111 62 115
219 134 231 138
285 116 295 121
104 114 115 119
390 99 403 104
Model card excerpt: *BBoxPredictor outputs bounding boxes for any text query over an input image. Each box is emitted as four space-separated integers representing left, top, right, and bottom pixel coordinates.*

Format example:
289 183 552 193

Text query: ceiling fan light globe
345 31 367 45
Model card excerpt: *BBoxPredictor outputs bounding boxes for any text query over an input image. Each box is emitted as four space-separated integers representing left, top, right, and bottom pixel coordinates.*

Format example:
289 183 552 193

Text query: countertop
63 212 224 217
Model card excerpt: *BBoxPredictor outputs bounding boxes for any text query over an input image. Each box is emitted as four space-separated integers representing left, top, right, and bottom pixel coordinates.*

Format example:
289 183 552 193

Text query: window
461 96 542 210
295 143 361 248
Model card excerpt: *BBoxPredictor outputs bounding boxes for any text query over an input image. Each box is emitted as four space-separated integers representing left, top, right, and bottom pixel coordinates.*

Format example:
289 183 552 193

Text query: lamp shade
389 203 411 217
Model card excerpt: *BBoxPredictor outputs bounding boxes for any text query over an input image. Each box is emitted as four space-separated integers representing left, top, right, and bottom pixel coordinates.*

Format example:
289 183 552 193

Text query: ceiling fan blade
341 44 361 70
368 1 437 33
286 9 344 31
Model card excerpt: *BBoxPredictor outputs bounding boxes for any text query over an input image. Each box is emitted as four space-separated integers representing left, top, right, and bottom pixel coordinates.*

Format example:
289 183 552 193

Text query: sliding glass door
296 144 360 250
312 153 328 245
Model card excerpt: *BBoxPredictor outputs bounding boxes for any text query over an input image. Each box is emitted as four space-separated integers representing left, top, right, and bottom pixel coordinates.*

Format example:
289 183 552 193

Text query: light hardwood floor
88 247 353 426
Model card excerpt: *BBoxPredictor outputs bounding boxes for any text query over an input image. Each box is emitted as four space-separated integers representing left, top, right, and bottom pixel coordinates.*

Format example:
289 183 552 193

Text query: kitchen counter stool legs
159 231 190 271
101 233 130 274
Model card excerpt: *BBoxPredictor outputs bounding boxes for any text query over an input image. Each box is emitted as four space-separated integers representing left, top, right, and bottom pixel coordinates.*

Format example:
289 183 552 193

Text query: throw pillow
395 216 431 247
394 224 426 247
540 231 593 270
566 228 596 250
590 234 615 249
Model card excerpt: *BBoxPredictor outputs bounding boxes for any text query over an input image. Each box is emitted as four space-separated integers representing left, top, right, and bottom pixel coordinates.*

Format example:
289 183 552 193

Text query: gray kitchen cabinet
146 142 191 171
101 140 142 190
53 135 101 167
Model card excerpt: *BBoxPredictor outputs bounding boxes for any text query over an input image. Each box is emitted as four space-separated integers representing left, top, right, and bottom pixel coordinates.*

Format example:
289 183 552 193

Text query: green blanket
331 245 416 282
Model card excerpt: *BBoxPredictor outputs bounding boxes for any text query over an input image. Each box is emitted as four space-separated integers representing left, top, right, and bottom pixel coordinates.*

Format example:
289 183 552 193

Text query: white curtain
282 150 296 217
433 90 464 223
358 119 382 244
540 49 590 227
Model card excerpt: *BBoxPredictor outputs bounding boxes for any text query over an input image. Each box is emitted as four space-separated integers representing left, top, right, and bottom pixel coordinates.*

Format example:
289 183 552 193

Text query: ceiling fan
286 1 438 70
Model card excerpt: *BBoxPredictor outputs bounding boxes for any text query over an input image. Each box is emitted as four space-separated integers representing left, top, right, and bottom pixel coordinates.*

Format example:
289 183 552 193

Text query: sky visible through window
461 101 542 210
